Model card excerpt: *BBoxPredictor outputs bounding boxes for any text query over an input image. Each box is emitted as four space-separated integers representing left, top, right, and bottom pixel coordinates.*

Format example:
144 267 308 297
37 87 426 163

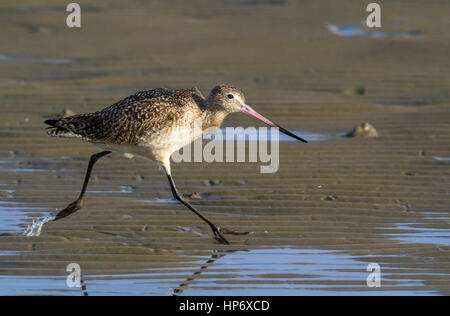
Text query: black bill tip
276 125 308 143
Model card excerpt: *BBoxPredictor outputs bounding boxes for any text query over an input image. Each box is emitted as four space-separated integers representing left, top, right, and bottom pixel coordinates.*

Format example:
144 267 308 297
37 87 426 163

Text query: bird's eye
227 94 234 99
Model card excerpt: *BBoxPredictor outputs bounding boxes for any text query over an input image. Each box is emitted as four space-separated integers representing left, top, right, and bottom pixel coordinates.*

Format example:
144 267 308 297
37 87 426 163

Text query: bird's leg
165 172 250 244
54 151 111 221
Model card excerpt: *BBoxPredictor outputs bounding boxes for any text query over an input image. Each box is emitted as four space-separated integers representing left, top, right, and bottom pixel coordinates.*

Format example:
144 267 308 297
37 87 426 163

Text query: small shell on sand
185 192 201 200
204 179 222 186
344 122 378 138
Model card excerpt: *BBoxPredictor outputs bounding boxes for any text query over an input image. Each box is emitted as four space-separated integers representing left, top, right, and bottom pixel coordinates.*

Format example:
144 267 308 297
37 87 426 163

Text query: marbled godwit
45 85 307 244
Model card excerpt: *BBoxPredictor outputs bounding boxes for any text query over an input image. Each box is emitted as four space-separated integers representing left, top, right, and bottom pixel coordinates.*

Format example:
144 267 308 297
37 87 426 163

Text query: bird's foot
218 227 251 236
211 226 230 244
211 226 251 244
54 200 82 221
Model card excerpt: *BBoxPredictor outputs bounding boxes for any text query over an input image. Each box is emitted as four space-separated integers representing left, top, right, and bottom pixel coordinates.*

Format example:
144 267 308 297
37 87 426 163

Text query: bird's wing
45 88 204 145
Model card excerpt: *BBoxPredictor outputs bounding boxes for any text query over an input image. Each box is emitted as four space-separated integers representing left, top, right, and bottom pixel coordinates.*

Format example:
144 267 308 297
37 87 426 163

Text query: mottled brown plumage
46 87 206 146
45 84 306 244
46 85 249 172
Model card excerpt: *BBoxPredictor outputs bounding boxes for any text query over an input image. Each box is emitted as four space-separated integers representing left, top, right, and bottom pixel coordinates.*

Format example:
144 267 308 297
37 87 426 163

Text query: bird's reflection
172 249 247 296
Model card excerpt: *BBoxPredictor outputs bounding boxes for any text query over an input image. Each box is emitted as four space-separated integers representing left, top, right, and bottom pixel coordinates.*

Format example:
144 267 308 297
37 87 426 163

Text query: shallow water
0 202 28 233
23 215 55 237
0 54 75 65
388 224 450 247
205 129 331 142
327 22 422 39
0 248 438 296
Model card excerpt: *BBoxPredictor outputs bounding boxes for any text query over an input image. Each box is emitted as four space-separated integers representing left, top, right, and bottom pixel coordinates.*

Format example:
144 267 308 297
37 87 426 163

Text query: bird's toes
54 200 82 221
218 227 252 236
211 227 230 245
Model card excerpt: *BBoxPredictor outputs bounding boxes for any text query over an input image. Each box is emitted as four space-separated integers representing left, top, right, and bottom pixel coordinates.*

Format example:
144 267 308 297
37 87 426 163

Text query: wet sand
0 0 449 295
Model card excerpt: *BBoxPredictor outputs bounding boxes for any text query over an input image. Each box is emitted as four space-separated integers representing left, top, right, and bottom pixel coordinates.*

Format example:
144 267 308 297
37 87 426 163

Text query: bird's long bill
241 104 308 143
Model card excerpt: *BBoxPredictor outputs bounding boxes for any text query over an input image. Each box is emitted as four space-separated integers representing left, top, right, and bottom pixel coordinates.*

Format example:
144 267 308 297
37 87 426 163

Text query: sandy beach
0 0 449 295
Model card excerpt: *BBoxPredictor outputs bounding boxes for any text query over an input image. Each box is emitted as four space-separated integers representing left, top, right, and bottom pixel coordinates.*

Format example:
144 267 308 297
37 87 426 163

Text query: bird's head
207 84 308 143
207 84 246 113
